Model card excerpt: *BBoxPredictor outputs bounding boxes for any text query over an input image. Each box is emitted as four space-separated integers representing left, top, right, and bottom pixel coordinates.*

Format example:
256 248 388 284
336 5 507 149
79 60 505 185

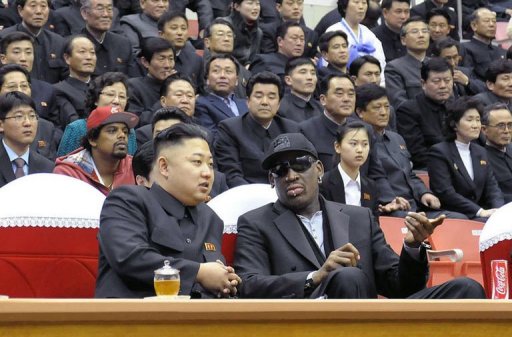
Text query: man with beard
234 132 485 299
54 105 139 195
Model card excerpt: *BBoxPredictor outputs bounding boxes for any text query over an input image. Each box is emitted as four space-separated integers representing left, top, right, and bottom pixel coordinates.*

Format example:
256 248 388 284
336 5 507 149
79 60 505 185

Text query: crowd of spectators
1 0 512 220
2 0 510 300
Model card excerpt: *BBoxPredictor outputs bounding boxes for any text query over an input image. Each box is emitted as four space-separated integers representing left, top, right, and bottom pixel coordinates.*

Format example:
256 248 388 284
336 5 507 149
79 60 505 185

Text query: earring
318 176 323 184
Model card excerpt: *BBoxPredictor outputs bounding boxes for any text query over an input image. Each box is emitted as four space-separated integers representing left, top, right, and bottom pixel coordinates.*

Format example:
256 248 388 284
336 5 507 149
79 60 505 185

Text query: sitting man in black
96 123 241 298
482 102 512 203
234 132 485 299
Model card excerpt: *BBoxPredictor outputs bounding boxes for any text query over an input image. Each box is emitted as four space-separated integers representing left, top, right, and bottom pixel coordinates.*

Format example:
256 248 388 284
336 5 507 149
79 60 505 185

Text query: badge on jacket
204 242 216 251
363 193 371 200
480 160 487 166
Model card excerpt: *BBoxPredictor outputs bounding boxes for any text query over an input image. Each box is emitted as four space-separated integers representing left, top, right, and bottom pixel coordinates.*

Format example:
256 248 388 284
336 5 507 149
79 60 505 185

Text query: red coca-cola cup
491 260 509 299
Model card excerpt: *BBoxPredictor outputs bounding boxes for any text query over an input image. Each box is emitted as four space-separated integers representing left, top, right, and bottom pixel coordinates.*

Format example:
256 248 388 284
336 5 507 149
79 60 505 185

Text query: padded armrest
427 249 464 262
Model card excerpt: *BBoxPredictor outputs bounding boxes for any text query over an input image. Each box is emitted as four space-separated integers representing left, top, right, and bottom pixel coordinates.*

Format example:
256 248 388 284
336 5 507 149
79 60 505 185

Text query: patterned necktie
13 158 26 178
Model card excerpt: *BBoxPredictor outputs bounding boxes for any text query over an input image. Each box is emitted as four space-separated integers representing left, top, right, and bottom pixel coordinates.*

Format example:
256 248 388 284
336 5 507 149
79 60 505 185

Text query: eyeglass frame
486 122 512 131
2 113 39 123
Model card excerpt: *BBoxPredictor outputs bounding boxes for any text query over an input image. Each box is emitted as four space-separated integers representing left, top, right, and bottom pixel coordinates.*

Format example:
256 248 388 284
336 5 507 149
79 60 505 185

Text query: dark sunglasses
270 155 316 178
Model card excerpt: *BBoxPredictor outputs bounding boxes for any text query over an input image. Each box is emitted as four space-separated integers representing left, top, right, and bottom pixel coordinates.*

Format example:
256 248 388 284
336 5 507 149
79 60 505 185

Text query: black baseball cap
261 133 318 170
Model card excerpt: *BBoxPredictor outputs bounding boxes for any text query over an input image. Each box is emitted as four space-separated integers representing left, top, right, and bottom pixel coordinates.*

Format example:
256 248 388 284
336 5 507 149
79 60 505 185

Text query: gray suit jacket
385 53 425 109
234 198 428 299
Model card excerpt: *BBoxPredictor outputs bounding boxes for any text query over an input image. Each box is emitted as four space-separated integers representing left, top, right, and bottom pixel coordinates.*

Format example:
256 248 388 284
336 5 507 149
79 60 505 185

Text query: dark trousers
310 267 485 299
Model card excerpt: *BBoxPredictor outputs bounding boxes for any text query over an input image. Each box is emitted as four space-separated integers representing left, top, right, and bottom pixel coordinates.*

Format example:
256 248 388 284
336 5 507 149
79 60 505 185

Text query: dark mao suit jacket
234 198 428 299
428 141 504 218
95 184 225 298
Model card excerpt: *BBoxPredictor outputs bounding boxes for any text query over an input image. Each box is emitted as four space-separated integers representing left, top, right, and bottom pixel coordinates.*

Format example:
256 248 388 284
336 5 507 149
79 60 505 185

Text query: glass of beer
154 260 180 296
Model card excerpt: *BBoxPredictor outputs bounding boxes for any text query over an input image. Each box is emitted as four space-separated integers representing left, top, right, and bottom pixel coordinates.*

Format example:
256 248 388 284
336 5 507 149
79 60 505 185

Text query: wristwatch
305 274 316 292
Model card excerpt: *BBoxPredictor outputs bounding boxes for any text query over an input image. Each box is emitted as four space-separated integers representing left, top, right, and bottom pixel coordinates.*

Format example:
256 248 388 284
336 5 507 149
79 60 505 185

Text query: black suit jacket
396 92 447 170
0 24 66 84
31 79 60 129
299 114 395 203
451 66 484 97
474 90 512 111
249 52 288 82
0 142 55 188
175 42 203 89
169 0 213 31
53 77 87 126
371 23 406 63
214 113 299 187
485 144 512 203
234 197 428 298
428 141 504 218
410 0 459 40
277 92 323 123
30 118 62 161
260 20 319 58
461 38 506 81
95 183 225 298
53 3 123 37
320 167 379 219
195 93 248 139
127 76 162 117
317 63 344 85
82 28 136 78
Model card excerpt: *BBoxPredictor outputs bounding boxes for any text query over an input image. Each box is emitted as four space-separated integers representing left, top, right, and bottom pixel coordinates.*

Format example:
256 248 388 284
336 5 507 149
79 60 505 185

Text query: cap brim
100 112 139 129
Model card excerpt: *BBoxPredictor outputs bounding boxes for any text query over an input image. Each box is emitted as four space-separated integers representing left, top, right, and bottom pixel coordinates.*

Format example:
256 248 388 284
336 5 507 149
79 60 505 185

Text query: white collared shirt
455 140 474 180
338 163 361 206
297 211 324 254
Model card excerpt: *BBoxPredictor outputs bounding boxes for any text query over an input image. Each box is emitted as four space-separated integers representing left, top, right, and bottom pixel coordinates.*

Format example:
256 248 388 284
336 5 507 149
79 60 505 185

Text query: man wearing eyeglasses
384 17 430 110
234 132 486 299
482 103 512 203
0 64 61 161
0 91 54 188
